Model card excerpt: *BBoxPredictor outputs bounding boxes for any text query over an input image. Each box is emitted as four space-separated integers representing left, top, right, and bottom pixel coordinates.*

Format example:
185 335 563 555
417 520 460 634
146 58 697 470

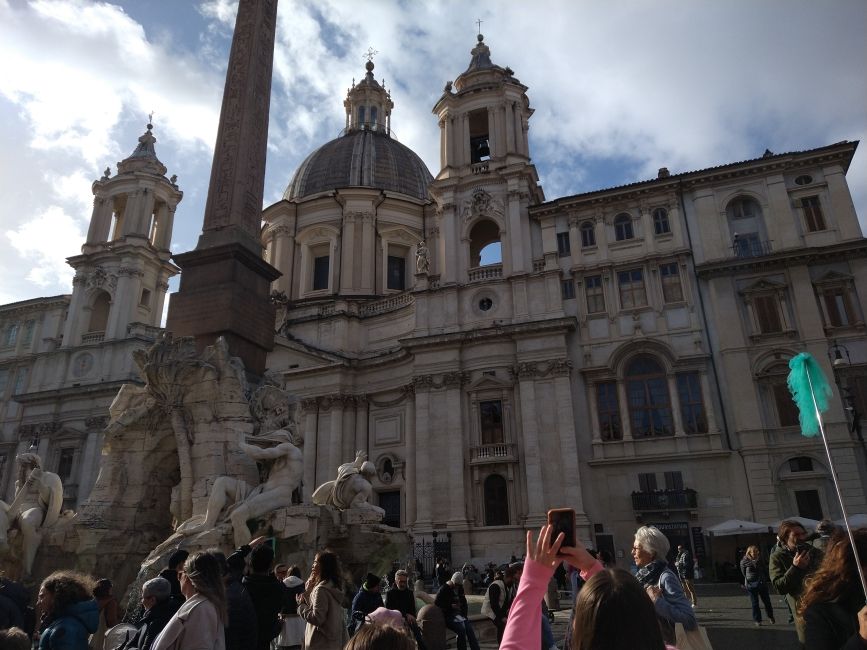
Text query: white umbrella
835 514 867 528
705 519 771 537
769 516 820 531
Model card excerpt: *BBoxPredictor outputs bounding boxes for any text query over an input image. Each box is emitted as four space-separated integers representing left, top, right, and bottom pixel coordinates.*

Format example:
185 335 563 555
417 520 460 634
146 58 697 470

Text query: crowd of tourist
0 518 864 649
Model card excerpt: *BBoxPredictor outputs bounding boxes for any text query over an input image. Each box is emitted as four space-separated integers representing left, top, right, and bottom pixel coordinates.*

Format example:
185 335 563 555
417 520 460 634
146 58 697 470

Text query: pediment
814 270 852 285
378 226 421 246
740 278 786 294
467 373 513 391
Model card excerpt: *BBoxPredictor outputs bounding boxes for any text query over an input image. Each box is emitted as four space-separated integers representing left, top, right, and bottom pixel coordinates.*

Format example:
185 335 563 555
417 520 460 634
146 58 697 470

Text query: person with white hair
433 571 479 650
631 525 696 645
123 577 182 650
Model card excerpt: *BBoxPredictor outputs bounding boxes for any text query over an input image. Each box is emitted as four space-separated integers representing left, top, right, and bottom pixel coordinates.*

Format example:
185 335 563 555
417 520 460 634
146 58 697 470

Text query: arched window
652 208 670 235
484 474 509 526
87 291 111 333
726 196 767 257
614 213 634 241
763 362 800 427
469 219 501 266
580 221 596 248
625 355 673 437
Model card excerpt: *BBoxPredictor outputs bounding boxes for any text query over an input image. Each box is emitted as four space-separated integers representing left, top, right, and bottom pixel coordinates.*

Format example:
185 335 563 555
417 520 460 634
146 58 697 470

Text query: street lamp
827 340 865 455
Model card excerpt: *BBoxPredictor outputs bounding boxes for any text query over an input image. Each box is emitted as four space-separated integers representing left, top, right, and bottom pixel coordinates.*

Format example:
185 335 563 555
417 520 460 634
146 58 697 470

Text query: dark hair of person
778 520 806 544
250 544 275 573
571 568 666 650
799 528 867 616
40 571 95 617
184 551 228 625
344 622 415 650
167 548 189 571
0 626 30 650
288 565 302 579
93 578 112 599
310 550 343 589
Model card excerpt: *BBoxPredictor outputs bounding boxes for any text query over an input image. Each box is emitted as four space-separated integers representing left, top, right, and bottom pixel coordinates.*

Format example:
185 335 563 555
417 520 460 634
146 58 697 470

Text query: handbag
675 622 714 650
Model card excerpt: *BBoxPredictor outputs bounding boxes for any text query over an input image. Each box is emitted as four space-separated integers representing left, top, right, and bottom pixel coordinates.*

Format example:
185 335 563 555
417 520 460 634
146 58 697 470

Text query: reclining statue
0 451 64 575
312 451 384 516
177 429 303 548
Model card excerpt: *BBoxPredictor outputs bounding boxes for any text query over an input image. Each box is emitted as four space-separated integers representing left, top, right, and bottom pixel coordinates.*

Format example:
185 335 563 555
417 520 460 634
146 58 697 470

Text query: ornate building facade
1 37 865 566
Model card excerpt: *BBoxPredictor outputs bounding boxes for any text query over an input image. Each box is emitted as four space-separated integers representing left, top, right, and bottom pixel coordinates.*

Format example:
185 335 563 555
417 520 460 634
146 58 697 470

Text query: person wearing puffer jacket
297 550 349 650
500 525 678 650
37 571 99 650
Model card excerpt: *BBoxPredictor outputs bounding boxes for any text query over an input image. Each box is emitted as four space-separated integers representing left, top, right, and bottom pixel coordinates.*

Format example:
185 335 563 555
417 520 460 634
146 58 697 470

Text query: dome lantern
344 52 393 135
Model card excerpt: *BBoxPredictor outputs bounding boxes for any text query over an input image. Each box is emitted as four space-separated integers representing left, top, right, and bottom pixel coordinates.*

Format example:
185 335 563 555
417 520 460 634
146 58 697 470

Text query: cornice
695 239 867 279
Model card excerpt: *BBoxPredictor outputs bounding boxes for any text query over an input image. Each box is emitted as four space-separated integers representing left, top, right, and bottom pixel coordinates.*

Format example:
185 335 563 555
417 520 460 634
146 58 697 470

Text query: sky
1 0 865 313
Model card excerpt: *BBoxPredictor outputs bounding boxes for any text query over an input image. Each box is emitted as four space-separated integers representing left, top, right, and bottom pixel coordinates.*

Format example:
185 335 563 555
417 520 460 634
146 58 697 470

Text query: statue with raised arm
311 451 384 516
0 451 64 575
176 429 303 548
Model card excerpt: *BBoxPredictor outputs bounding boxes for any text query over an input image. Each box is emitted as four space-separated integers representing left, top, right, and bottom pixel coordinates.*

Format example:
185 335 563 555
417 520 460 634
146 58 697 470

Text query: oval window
794 174 813 186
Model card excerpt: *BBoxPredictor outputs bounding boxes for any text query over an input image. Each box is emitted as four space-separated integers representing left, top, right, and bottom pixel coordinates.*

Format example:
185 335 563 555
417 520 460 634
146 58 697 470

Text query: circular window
794 174 813 186
479 297 493 311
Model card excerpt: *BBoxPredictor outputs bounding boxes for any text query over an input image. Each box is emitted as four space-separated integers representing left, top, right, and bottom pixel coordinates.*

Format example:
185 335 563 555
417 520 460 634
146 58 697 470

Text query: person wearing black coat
243 544 288 650
158 549 188 602
434 573 479 650
122 577 181 650
350 574 383 634
212 548 258 650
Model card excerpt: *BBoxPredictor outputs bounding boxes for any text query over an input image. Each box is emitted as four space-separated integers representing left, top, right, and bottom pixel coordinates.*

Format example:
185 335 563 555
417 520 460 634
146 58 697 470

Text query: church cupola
344 57 393 135
432 35 534 177
63 122 182 347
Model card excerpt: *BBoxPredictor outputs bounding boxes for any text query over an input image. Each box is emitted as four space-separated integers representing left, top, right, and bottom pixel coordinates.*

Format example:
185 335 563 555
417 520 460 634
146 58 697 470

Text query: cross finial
147 110 154 129
364 47 378 63
476 18 483 36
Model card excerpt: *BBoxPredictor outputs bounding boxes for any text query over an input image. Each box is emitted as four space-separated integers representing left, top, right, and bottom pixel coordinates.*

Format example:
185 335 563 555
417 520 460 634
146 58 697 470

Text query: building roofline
0 294 70 311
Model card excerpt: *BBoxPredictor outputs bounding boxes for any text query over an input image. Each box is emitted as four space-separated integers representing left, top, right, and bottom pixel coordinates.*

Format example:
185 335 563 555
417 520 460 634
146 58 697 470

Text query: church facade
1 36 865 566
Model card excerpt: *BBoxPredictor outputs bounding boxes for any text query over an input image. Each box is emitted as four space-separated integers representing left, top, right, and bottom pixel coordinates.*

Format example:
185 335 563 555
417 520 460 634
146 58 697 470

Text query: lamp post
828 340 866 457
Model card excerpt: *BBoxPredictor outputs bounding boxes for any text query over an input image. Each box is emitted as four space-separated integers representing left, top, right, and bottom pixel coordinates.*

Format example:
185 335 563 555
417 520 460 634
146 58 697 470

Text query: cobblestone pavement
466 582 802 649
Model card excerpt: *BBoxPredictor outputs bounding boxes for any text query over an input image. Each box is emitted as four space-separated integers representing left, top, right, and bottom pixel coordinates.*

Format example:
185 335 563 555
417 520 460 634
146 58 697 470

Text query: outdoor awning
834 514 867 528
704 519 771 537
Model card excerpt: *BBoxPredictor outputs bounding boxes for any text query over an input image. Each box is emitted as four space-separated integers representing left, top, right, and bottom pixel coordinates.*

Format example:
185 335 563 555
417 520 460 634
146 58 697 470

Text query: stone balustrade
469 442 518 464
468 264 502 282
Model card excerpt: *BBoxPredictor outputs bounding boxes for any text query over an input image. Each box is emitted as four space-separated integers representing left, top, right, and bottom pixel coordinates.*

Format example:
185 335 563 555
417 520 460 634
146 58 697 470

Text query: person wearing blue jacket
37 571 99 650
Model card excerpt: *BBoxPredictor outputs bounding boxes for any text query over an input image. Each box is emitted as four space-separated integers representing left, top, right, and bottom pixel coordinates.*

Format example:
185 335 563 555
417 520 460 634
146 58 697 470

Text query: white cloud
6 205 85 287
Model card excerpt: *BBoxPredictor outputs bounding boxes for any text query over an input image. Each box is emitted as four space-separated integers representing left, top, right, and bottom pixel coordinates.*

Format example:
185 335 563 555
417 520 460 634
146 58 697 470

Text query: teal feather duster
787 352 832 437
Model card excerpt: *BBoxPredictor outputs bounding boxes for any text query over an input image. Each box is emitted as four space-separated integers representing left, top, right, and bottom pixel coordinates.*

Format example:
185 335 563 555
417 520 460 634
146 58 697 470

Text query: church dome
284 129 433 201
284 58 433 202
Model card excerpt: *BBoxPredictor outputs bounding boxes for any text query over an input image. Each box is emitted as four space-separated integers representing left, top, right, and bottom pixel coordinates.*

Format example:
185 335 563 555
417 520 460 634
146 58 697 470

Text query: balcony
471 161 489 174
730 238 773 259
80 331 105 344
469 442 518 465
468 264 502 282
631 488 698 512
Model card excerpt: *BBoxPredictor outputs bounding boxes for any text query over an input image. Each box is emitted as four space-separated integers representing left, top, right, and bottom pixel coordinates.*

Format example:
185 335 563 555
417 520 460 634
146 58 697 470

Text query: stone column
86 197 113 244
446 384 466 525
302 401 318 501
554 371 584 509
505 102 516 152
328 398 344 476
76 431 101 508
354 396 368 455
405 391 417 527
414 386 432 529
700 372 718 433
587 382 602 442
342 214 357 293
669 375 686 436
461 113 471 167
516 372 546 525
360 214 375 293
617 380 633 440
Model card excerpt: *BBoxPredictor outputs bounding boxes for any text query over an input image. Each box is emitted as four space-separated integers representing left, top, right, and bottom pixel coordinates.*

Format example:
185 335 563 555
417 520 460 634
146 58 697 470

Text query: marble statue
177 429 303 547
416 240 430 275
312 451 384 516
0 451 64 575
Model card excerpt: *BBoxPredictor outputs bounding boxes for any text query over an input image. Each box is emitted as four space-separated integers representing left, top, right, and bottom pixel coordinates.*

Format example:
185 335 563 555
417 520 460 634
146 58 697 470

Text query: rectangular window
57 448 75 483
677 372 708 434
789 457 814 472
801 196 826 232
22 320 35 346
638 472 658 492
387 255 406 290
13 367 28 395
561 280 575 300
773 382 800 427
139 288 151 307
596 382 621 441
556 232 571 257
585 275 605 313
664 471 684 491
580 223 596 248
754 295 783 333
795 489 823 521
822 289 853 327
479 400 504 445
378 490 401 528
312 255 329 291
660 263 684 303
618 269 647 309
0 369 8 396
358 106 366 126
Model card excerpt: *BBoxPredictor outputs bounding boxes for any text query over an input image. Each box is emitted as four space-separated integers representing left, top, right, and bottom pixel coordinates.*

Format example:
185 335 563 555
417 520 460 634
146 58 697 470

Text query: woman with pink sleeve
500 525 678 650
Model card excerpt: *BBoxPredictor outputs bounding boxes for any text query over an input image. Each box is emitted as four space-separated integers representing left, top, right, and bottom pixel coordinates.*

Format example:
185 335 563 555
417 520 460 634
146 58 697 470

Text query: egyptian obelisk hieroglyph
166 0 281 375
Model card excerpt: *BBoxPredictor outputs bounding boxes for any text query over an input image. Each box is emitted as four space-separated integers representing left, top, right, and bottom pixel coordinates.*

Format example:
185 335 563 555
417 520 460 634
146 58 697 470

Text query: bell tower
62 122 182 347
429 35 544 283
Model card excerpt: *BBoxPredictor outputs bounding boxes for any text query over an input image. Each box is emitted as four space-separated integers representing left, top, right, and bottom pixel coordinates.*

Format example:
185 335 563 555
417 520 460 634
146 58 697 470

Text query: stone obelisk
166 0 280 375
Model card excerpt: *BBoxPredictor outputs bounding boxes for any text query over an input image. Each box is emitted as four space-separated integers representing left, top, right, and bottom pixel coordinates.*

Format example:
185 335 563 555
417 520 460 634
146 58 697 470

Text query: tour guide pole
787 352 867 599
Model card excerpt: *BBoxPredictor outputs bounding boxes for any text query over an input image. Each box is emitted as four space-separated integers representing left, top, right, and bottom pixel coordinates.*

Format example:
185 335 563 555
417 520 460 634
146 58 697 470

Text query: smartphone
547 508 576 552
